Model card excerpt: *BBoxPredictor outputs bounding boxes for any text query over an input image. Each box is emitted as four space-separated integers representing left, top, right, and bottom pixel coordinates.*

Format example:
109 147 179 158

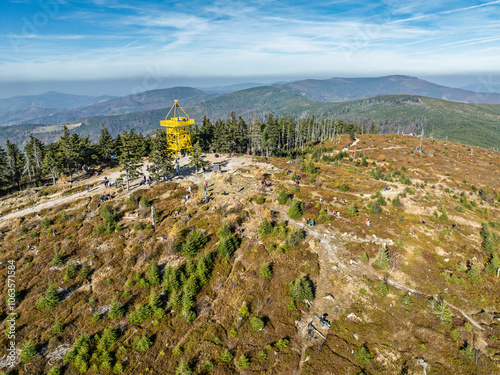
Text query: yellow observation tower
160 100 194 155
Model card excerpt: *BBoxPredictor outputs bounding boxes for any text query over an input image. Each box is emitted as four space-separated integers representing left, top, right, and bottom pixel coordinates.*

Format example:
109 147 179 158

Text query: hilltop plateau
0 134 499 374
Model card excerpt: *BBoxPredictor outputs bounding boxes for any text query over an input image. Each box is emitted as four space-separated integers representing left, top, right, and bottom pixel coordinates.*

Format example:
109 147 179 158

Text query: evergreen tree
97 123 114 163
373 247 390 269
149 129 173 181
59 126 81 182
188 142 208 173
466 263 482 283
43 283 60 308
220 349 233 363
20 340 37 362
24 134 45 182
149 290 162 309
117 128 143 190
288 276 314 301
348 204 359 217
147 260 160 286
108 297 124 319
52 319 64 334
43 143 64 185
288 199 304 219
248 116 262 156
486 253 500 275
163 266 181 293
5 140 23 188
182 230 208 258
236 355 250 369
175 360 192 375
258 218 273 236
258 263 272 279
216 235 239 258
250 316 265 331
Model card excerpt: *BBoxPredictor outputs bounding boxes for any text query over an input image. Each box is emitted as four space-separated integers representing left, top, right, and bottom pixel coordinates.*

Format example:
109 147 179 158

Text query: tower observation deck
160 100 194 155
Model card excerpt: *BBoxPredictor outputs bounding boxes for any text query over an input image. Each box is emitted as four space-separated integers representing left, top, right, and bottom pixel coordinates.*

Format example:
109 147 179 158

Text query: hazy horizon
1 73 500 99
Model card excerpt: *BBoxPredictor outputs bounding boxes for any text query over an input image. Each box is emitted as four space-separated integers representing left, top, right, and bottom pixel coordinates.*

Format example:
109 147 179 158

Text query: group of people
99 193 113 202
332 196 348 204
261 180 272 187
306 218 316 226
139 175 153 186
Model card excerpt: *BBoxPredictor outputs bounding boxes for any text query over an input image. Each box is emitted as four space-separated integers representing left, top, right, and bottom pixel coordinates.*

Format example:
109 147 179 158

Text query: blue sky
0 0 500 96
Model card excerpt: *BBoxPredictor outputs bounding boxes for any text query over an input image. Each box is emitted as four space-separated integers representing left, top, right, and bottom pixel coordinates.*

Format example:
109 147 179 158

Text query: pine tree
51 250 63 266
43 143 64 186
486 253 500 275
52 319 64 334
64 262 78 282
373 247 391 269
149 129 173 181
147 261 160 286
220 348 233 363
288 276 314 301
43 283 60 308
20 340 37 362
5 140 23 188
97 123 114 163
149 291 162 309
182 230 208 258
216 235 239 259
258 263 272 279
258 218 273 236
466 263 482 283
132 335 152 352
117 128 143 190
163 266 180 293
277 190 289 205
250 316 265 331
288 200 304 219
236 355 250 369
108 297 124 319
348 203 359 217
24 134 45 182
188 142 208 173
175 360 192 375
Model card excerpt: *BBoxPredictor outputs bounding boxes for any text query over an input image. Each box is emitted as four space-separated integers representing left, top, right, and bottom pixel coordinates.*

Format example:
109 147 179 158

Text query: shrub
258 263 272 279
257 351 267 361
20 340 37 362
204 360 214 371
286 226 305 247
79 267 90 278
368 202 382 214
275 338 289 350
48 367 62 375
288 200 304 219
374 280 389 296
258 218 273 236
61 212 70 221
340 182 349 192
236 355 250 369
256 195 266 204
52 319 64 334
220 348 233 363
140 196 151 207
459 343 475 359
91 312 101 323
486 254 500 275
41 218 52 229
175 360 192 375
277 190 289 205
348 204 359 217
239 302 250 318
288 276 314 301
132 335 152 352
250 317 265 331
355 345 371 364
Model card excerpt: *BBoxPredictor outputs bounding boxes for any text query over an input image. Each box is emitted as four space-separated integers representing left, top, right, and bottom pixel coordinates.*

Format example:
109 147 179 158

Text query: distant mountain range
275 75 500 103
1 75 500 149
